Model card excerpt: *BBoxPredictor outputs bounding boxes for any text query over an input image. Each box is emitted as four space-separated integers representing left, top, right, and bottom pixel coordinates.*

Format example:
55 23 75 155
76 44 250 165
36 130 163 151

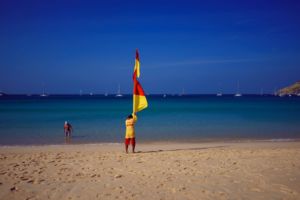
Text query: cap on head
65 121 68 124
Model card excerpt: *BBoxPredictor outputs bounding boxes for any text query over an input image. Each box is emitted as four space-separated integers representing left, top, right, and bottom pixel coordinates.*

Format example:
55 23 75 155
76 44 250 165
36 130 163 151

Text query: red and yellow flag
133 49 148 113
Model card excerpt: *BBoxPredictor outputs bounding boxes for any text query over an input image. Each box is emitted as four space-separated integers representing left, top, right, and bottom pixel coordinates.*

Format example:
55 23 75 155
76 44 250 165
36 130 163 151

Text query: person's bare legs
125 144 129 153
132 143 135 153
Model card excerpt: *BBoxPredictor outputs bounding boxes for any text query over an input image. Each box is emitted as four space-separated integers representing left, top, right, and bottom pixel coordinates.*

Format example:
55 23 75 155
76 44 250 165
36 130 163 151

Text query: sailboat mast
115 84 123 97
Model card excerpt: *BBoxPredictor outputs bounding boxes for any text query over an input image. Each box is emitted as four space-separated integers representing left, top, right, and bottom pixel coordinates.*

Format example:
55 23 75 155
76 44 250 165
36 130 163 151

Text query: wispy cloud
146 57 266 69
162 58 256 66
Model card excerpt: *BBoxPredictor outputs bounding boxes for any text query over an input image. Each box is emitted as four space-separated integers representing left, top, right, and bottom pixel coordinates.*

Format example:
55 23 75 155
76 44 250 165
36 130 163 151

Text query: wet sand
0 141 300 200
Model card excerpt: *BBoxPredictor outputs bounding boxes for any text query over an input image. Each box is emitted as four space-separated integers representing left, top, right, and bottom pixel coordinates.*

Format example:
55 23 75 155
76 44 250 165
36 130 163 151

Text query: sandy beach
0 141 300 200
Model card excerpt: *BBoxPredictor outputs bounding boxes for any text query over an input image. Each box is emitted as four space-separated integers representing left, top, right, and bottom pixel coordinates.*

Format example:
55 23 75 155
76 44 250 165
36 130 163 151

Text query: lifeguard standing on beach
125 114 137 153
124 49 148 153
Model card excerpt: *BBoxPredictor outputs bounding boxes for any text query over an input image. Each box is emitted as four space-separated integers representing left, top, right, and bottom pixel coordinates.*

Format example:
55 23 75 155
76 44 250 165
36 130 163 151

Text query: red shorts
125 138 136 145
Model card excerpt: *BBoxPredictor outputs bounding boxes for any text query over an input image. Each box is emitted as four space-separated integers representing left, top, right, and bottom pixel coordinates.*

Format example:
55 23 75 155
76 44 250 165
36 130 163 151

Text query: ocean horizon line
0 93 286 96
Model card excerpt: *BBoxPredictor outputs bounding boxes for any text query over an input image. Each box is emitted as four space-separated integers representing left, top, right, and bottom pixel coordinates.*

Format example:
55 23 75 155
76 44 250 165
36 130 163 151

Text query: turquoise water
0 95 300 145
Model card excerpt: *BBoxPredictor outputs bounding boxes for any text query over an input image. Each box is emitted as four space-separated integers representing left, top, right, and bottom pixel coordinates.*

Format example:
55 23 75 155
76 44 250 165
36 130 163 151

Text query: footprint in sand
38 179 45 184
251 188 261 192
0 156 7 160
75 172 84 177
20 176 29 181
280 185 294 194
27 180 35 184
156 183 164 189
114 174 123 178
10 186 18 191
91 174 98 178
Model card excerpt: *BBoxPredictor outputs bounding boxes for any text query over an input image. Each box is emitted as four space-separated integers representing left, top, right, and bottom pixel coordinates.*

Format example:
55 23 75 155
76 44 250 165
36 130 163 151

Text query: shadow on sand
136 145 229 154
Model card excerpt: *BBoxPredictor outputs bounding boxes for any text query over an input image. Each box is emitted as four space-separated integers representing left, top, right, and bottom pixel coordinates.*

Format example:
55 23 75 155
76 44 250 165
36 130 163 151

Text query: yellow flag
133 49 148 113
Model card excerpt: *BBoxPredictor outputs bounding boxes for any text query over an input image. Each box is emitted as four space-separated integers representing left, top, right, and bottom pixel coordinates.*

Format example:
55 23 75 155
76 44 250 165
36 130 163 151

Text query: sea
0 94 300 145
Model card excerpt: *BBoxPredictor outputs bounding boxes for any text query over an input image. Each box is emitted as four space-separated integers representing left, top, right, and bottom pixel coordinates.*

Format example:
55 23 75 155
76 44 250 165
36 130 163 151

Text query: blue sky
0 0 299 94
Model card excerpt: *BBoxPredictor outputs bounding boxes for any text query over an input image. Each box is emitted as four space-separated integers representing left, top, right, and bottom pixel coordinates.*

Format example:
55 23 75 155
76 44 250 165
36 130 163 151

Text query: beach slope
0 141 300 200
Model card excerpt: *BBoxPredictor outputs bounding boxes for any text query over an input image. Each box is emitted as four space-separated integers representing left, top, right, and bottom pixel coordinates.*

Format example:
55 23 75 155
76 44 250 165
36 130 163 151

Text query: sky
0 0 300 94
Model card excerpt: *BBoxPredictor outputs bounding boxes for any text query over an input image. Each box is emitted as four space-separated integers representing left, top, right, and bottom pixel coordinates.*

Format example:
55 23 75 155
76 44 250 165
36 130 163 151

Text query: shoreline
1 140 300 154
0 137 299 148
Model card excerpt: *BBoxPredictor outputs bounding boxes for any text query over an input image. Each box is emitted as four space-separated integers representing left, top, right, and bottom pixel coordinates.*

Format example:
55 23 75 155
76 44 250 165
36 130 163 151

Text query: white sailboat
115 85 123 97
40 89 48 97
40 84 48 97
234 81 242 97
40 93 48 97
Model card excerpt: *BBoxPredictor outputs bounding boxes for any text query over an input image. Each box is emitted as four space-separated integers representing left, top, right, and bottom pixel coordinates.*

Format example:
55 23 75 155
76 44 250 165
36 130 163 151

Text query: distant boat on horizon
217 83 222 96
115 85 123 97
234 81 242 97
40 93 48 97
40 84 48 97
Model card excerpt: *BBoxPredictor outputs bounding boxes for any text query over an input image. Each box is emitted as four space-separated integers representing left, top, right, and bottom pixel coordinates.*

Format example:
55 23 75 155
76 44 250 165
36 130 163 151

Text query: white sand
0 141 300 200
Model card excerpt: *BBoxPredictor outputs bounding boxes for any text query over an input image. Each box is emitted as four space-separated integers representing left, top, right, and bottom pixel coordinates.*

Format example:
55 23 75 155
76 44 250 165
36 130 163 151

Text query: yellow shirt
125 116 137 138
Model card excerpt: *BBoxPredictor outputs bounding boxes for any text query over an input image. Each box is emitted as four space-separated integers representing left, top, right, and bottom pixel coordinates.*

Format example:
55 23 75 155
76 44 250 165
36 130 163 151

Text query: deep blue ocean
0 95 300 145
